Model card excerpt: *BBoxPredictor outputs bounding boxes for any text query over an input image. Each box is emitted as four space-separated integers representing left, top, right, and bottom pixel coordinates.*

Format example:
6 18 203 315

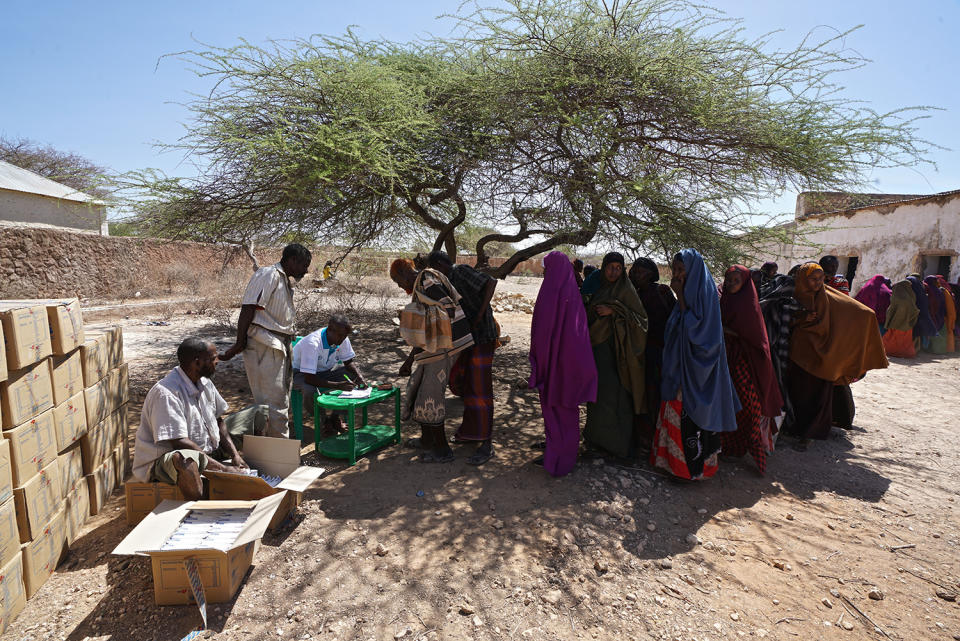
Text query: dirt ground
5 277 960 641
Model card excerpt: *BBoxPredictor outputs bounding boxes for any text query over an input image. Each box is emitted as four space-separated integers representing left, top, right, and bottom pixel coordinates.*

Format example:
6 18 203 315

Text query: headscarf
790 263 888 385
758 274 801 426
884 280 919 332
951 284 960 337
389 258 417 294
661 249 740 432
580 252 625 298
923 275 946 330
631 258 675 347
907 276 937 337
586 252 648 413
719 265 783 417
632 257 659 281
530 252 598 406
854 275 893 324
761 261 779 275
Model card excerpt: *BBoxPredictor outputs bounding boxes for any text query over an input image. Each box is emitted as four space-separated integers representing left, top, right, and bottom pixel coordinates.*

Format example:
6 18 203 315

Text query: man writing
222 243 312 438
132 337 250 500
292 314 366 436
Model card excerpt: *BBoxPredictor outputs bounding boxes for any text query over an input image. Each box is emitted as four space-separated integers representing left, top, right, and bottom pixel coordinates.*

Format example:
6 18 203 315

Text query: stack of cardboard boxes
0 299 126 632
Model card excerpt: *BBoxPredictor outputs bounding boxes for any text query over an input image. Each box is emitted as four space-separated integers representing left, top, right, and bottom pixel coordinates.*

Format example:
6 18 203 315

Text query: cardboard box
13 459 61 543
52 393 86 454
58 444 84 498
86 451 118 516
79 333 110 388
4 408 57 487
124 482 185 526
113 441 128 482
0 553 26 634
0 360 54 430
0 498 20 570
205 435 323 530
108 363 129 407
79 409 121 475
20 508 65 599
112 494 285 605
0 322 6 384
49 350 84 407
0 304 52 371
83 376 111 431
84 327 123 372
63 482 90 546
0 440 12 507
43 300 85 355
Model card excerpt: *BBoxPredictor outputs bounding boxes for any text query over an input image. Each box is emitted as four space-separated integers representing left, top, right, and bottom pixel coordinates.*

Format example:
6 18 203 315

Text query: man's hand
220 341 245 361
233 454 248 470
595 304 613 317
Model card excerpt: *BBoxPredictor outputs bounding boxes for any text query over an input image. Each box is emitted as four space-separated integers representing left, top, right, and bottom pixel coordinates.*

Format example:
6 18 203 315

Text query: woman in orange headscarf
786 263 888 448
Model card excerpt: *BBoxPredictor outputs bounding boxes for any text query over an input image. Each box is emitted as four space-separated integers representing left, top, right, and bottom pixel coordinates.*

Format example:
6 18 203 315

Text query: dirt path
5 288 960 641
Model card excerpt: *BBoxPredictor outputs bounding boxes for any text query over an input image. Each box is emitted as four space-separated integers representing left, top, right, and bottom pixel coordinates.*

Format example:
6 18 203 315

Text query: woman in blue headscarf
651 249 740 480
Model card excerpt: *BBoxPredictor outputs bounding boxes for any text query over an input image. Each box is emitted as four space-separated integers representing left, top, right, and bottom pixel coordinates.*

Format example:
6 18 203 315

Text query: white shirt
131 367 229 482
292 327 356 375
242 263 296 350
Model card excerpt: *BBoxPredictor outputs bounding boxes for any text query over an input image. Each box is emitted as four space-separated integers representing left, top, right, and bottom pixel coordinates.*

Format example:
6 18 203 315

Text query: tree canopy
1 136 114 199
127 0 933 275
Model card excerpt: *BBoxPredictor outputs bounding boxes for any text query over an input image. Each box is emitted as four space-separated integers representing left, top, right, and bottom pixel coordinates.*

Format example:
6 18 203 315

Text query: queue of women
388 247 953 482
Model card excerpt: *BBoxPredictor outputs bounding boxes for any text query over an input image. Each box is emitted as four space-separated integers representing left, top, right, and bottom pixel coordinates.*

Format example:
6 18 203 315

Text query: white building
765 189 960 290
0 160 108 234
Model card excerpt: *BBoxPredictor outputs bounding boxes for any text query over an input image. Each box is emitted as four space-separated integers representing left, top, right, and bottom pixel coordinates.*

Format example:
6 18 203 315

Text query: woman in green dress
582 253 648 460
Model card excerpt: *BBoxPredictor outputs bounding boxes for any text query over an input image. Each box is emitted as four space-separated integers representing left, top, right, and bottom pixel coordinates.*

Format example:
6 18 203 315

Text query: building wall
767 195 960 289
0 189 107 234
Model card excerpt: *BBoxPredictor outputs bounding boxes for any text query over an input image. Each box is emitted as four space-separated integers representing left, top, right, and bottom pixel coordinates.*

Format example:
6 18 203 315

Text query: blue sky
2 0 957 220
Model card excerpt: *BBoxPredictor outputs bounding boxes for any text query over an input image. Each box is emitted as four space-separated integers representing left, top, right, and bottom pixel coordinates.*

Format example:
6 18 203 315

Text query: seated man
292 314 366 436
132 337 257 500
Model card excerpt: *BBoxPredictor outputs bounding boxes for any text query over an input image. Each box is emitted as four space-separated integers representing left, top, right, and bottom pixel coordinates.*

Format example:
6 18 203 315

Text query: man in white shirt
293 314 366 435
132 337 250 500
222 243 312 438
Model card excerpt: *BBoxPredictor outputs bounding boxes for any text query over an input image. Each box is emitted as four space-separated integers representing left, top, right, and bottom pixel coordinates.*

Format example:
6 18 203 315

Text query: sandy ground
5 278 960 641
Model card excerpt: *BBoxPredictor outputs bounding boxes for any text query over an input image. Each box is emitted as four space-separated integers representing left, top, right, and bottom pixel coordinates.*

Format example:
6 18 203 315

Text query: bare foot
172 452 203 500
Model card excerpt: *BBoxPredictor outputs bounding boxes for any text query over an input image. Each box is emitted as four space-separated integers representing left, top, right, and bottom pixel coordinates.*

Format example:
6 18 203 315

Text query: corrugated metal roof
0 159 98 203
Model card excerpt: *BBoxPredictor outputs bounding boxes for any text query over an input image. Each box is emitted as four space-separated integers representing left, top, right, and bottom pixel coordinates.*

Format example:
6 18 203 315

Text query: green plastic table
313 387 401 465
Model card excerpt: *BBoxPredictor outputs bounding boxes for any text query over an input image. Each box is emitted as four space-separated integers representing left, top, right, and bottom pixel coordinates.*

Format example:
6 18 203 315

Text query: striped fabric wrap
400 269 474 363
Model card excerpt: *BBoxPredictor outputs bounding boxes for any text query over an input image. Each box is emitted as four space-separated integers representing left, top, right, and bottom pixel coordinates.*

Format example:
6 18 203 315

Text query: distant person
582 264 597 279
906 275 937 352
854 275 893 331
759 261 779 285
132 337 266 500
923 275 949 354
819 255 850 295
427 251 498 465
882 280 919 358
292 314 366 437
323 261 334 281
221 243 312 438
572 258 585 288
529 252 597 476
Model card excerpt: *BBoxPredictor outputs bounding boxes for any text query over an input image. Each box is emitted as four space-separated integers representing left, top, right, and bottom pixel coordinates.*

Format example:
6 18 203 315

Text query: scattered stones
841 620 855 631
459 604 476 615
654 596 667 607
646 522 657 532
822 598 833 609
492 520 505 530
375 543 389 557
785 513 795 521
868 588 884 601
936 591 957 602
394 628 411 639
659 559 673 570
542 590 562 605
685 533 700 546
594 559 609 574
729 612 740 621
772 599 780 606
696 508 707 515
625 593 637 601
472 615 482 627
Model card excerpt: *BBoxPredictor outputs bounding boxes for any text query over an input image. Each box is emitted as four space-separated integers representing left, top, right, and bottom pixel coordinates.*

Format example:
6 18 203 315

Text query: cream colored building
0 160 107 234
764 190 960 290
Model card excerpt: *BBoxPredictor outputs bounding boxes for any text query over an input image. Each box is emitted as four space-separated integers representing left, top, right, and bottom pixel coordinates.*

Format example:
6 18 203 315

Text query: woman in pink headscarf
529 252 598 476
854 275 893 333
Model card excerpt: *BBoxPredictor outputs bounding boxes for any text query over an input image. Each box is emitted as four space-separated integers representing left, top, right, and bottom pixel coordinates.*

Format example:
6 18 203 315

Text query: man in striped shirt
222 244 312 438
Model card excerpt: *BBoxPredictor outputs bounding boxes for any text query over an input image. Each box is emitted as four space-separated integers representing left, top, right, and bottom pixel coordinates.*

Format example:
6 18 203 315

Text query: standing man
427 251 497 465
819 255 850 295
222 243 312 438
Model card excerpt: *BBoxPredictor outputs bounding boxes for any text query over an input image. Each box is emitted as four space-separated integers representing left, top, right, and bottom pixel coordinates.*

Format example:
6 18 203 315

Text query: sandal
404 437 427 449
467 447 495 466
531 455 544 467
421 449 455 464
529 440 546 451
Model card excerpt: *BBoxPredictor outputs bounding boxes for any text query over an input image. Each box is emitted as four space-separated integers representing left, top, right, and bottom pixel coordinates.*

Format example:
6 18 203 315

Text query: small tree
128 0 932 275
0 136 114 199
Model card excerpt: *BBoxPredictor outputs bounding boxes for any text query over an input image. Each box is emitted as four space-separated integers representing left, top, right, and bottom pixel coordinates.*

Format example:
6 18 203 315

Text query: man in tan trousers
222 243 312 438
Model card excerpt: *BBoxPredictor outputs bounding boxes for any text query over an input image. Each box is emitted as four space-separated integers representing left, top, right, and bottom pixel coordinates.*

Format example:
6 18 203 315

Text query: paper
339 387 372 399
159 508 254 551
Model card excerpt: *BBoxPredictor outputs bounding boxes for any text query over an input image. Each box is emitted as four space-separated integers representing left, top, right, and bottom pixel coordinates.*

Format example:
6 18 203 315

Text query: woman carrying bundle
854 275 893 334
652 249 740 480
390 259 475 463
529 252 598 476
786 263 888 449
719 266 784 474
882 281 919 358
923 275 949 354
936 276 956 352
582 253 648 460
758 273 802 432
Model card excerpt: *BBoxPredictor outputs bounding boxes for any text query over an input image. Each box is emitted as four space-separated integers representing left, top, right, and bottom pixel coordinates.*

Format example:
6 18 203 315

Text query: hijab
790 263 888 385
530 252 598 406
923 275 946 330
854 275 893 324
907 276 937 337
581 251 626 298
587 252 648 414
631 258 675 346
661 249 740 432
951 284 960 337
884 280 920 332
719 265 783 417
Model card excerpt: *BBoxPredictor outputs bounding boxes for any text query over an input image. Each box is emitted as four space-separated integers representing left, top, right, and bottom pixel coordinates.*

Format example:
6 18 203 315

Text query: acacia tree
1 136 113 199
128 0 932 275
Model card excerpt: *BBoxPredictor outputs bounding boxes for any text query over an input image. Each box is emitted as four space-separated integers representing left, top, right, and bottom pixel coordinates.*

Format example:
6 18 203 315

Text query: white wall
0 189 106 234
765 195 960 290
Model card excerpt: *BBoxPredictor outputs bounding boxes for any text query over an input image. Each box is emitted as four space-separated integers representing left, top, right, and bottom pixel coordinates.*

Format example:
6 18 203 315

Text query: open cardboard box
111 493 285 606
204 435 324 530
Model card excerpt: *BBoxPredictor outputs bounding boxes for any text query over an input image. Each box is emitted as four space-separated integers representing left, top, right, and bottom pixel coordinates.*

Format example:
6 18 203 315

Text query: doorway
922 255 952 278
844 256 859 288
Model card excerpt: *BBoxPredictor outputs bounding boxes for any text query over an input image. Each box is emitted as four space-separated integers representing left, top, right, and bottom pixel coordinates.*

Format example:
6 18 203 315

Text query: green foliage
1 136 114 200
126 0 933 276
